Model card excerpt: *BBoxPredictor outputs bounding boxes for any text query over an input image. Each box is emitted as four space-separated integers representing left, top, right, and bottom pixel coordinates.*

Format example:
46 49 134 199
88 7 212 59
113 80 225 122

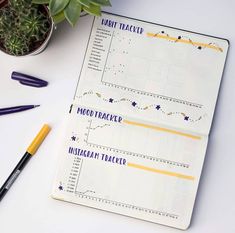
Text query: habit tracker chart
52 13 229 229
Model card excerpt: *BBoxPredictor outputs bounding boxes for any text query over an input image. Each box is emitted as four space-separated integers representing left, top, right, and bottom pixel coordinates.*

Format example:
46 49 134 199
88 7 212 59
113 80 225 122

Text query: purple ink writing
68 147 127 166
101 18 118 28
68 147 99 159
77 107 122 123
101 153 126 165
119 23 144 34
101 18 144 34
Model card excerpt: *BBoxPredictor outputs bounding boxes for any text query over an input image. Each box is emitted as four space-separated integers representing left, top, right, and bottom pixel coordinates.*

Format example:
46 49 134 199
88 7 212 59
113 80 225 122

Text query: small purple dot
59 185 63 190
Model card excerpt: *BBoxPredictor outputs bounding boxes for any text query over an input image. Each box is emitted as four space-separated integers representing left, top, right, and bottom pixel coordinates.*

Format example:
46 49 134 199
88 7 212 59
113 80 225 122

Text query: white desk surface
0 0 235 232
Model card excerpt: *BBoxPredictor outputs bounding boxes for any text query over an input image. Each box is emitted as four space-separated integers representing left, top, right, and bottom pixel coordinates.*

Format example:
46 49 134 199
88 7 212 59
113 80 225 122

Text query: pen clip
19 80 47 88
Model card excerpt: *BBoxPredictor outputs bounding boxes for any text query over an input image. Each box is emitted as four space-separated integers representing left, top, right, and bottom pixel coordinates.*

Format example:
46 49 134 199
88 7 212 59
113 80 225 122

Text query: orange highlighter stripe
146 33 223 52
127 162 195 180
123 119 201 140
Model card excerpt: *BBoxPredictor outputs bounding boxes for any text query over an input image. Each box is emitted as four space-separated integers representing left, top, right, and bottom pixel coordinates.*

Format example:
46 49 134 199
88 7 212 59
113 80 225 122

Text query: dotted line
90 124 110 130
78 90 205 123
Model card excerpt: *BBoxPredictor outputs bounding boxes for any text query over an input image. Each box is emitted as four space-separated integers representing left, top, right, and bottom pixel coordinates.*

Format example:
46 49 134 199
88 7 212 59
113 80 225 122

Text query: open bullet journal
52 12 229 229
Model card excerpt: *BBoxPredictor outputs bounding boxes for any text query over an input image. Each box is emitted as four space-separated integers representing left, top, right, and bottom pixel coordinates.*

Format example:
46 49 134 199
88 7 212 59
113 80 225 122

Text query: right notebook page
52 12 229 230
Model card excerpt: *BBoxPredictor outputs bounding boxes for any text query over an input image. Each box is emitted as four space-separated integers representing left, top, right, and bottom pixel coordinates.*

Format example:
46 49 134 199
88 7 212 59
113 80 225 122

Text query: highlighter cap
27 124 51 155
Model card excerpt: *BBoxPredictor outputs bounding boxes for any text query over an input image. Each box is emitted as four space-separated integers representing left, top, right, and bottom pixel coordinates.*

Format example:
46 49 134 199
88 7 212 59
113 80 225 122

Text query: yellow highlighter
0 124 51 201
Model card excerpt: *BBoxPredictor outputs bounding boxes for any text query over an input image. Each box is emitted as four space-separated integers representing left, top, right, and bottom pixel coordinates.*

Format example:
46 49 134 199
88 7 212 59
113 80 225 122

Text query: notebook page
52 105 208 229
73 12 229 135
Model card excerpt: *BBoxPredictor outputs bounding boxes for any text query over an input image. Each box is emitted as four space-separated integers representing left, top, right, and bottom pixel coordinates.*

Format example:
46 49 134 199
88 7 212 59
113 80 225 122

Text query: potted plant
0 0 53 56
0 0 111 56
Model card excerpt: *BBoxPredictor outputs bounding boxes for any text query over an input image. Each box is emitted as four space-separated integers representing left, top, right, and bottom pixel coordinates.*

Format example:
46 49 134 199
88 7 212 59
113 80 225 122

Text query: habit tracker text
101 18 144 34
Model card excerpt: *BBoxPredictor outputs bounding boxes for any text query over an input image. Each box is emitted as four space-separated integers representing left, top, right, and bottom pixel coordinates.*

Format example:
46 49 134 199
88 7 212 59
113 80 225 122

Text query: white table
0 0 235 232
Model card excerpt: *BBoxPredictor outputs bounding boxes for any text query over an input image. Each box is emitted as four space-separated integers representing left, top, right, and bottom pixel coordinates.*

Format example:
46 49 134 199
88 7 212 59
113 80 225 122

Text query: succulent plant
0 0 52 56
0 7 14 37
4 33 29 56
0 10 6 38
9 0 32 12
19 7 50 41
33 0 111 26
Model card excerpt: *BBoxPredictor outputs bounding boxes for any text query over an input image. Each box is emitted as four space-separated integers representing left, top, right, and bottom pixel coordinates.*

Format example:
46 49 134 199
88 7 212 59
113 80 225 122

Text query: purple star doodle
132 101 137 107
71 136 76 141
58 185 63 191
155 105 161 110
184 116 189 121
109 98 114 103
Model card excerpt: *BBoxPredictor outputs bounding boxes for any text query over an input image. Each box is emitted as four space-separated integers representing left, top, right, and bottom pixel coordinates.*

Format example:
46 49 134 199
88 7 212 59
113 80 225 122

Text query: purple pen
0 105 40 116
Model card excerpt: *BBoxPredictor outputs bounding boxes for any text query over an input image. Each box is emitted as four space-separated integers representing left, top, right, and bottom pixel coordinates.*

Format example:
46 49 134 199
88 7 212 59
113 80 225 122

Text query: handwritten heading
77 107 122 123
101 18 144 34
68 147 127 165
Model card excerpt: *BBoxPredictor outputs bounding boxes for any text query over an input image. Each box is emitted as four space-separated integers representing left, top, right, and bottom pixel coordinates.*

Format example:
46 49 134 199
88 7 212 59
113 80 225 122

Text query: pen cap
27 124 51 155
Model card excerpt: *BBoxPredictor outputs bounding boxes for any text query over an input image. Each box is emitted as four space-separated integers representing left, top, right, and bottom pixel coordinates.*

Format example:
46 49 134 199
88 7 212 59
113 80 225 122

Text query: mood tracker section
52 106 208 229
75 13 229 135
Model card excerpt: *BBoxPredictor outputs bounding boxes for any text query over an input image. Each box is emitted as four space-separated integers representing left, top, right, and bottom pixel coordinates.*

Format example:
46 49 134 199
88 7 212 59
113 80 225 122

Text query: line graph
83 118 203 169
90 123 110 130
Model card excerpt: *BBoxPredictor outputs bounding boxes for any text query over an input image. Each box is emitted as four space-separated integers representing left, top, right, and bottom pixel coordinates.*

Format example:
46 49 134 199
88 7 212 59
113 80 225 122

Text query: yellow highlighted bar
27 124 51 155
123 119 201 140
127 162 194 180
146 32 223 52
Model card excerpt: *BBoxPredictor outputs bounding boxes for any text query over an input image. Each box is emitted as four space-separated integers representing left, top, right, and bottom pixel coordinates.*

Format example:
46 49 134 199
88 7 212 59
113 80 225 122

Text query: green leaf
89 0 111 6
52 11 66 24
32 0 50 4
49 0 70 16
64 0 81 27
77 0 90 8
82 3 101 16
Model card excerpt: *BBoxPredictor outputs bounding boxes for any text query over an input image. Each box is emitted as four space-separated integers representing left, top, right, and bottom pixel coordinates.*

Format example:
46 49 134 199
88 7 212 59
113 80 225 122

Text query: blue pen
0 105 40 116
